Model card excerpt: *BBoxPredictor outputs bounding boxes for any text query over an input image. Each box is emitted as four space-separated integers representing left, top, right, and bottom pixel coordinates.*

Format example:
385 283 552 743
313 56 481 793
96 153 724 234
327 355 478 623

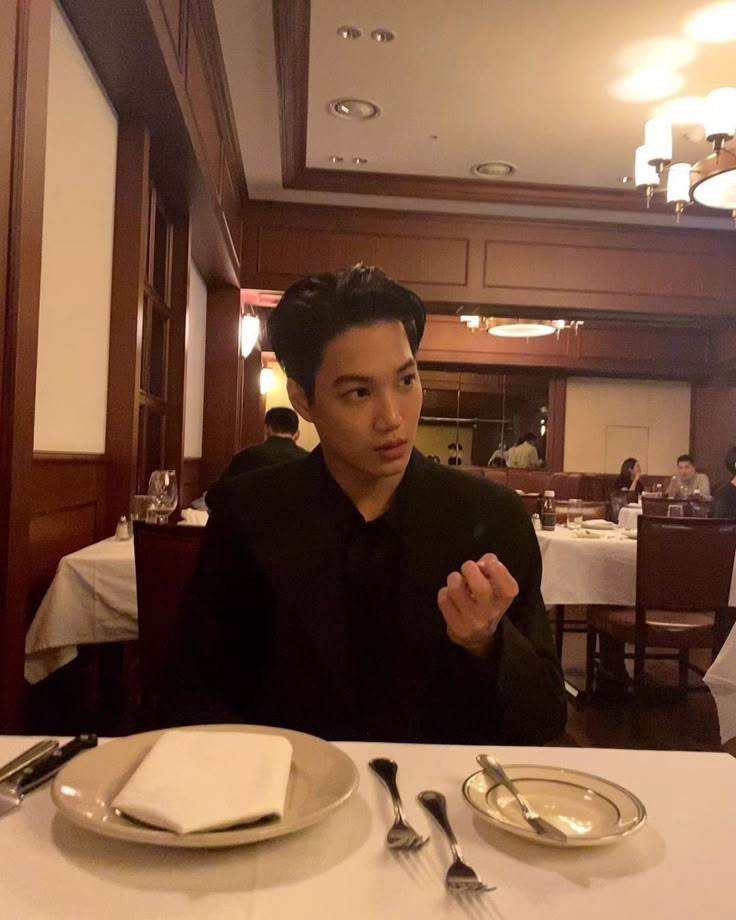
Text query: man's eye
400 374 416 387
344 387 370 400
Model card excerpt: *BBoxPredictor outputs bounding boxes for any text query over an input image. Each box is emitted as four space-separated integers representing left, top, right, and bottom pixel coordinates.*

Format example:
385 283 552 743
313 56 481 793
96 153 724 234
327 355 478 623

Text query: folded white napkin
112 730 293 834
583 519 615 530
180 508 209 526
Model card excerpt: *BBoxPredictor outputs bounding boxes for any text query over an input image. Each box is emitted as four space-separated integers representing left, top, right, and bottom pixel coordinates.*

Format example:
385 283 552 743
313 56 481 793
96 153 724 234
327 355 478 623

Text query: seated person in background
447 441 463 465
507 433 541 469
162 264 566 744
713 447 736 519
665 453 711 498
206 407 308 509
612 457 643 498
488 444 508 467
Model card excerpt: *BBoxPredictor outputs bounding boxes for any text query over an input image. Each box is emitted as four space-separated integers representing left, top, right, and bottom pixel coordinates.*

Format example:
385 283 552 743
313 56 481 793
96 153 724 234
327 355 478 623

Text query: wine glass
147 470 178 524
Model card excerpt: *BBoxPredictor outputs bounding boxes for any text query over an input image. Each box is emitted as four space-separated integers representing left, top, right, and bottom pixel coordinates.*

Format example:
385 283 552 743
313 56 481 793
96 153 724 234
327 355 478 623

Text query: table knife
0 738 58 784
0 734 98 818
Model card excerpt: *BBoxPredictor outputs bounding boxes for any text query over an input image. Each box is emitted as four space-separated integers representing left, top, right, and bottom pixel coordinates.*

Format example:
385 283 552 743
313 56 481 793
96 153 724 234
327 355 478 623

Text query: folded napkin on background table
583 519 615 530
112 730 293 834
180 508 209 526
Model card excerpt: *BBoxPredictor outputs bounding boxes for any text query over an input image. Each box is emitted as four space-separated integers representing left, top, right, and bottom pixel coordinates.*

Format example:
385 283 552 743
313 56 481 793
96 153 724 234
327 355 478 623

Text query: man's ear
287 377 313 423
292 430 300 443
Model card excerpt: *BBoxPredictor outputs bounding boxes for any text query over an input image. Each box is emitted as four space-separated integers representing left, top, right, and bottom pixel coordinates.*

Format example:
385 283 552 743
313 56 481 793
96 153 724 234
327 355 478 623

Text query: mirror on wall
417 367 551 468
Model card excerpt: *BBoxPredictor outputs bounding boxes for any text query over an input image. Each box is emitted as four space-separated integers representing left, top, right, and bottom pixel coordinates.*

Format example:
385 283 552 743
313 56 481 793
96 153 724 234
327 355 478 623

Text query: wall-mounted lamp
240 314 260 358
260 366 275 395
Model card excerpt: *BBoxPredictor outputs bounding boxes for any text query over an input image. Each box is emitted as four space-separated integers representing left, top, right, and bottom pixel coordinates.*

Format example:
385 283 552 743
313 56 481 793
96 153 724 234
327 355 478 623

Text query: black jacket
164 449 566 744
206 437 308 508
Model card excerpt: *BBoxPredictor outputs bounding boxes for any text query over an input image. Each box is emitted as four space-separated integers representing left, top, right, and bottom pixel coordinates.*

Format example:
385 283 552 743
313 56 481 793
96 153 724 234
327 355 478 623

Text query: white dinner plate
583 519 616 530
52 724 359 848
463 764 646 848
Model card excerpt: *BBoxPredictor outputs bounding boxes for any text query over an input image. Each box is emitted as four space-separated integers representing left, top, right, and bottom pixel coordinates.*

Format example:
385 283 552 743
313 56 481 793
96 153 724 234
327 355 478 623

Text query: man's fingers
478 554 519 601
460 560 492 601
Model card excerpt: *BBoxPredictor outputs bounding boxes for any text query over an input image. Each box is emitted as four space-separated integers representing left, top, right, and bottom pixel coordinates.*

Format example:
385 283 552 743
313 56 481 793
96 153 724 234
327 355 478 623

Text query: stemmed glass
146 470 178 524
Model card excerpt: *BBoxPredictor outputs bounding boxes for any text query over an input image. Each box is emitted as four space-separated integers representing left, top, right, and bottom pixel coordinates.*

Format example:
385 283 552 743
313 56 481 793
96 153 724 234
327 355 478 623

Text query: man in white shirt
664 454 711 498
507 433 541 469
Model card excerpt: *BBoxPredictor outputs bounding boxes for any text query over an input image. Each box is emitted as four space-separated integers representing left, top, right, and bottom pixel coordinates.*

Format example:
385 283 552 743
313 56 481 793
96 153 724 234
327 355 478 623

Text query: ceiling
214 0 736 229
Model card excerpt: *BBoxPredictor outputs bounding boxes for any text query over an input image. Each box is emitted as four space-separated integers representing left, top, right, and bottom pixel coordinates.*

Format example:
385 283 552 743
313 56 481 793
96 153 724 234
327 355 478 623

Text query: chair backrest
133 522 204 717
609 491 631 524
642 495 713 518
636 517 736 611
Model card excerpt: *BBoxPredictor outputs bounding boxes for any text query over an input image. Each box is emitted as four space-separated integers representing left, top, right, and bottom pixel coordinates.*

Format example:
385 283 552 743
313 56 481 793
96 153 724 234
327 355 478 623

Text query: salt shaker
531 512 542 532
115 515 132 540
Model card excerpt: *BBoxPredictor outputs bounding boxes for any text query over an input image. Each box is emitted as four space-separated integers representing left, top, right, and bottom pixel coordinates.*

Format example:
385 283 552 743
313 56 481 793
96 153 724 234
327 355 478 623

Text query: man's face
289 321 422 484
678 460 696 481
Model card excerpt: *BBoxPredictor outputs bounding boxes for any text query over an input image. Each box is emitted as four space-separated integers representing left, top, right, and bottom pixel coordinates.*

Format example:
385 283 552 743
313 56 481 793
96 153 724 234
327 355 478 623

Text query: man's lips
376 439 408 458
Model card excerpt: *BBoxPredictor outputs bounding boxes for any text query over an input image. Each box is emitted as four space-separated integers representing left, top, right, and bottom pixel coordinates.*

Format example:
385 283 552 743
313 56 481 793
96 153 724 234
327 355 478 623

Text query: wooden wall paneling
0 0 52 732
163 211 191 489
545 378 567 472
221 155 241 257
104 121 150 533
28 454 107 617
200 285 242 486
690 384 736 490
158 0 183 65
185 12 222 193
242 201 736 319
239 347 265 451
180 457 202 508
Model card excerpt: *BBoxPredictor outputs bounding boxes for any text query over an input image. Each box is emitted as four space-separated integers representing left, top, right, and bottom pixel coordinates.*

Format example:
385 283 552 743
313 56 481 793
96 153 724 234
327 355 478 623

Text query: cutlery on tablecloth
0 738 58 784
417 790 495 893
369 757 428 850
0 734 98 818
476 754 568 844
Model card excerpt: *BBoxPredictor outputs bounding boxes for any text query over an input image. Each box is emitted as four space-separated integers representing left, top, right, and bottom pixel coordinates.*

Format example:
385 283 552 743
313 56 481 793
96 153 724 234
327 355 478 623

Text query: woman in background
612 457 643 498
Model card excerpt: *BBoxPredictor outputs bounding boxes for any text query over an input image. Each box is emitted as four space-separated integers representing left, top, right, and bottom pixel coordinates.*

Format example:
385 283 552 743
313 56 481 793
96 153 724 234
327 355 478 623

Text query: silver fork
369 758 428 850
417 790 496 893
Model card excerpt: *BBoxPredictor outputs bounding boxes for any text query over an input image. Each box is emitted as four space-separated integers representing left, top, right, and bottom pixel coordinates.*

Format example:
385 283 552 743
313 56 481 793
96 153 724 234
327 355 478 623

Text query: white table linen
705 621 736 744
617 505 642 531
0 736 735 919
538 526 637 606
25 538 137 684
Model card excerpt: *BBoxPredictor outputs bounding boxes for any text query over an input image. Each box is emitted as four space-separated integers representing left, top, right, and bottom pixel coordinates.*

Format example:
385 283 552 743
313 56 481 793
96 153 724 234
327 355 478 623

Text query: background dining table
0 735 735 918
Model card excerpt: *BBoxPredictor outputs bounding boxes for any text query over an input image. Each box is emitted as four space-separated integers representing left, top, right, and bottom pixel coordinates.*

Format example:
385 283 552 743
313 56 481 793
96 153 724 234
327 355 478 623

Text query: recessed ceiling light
684 2 736 43
352 157 368 165
371 28 395 42
471 161 516 178
329 155 344 163
336 25 362 40
328 98 380 120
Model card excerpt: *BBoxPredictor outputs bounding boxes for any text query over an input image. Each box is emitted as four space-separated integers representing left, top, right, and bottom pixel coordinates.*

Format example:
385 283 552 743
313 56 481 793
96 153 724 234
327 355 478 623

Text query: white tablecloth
0 736 735 919
617 505 643 531
705 621 736 744
25 538 137 684
538 526 637 606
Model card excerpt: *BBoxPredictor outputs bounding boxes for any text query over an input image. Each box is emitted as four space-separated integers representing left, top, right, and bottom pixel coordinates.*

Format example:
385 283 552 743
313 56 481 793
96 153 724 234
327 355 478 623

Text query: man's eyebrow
332 358 417 389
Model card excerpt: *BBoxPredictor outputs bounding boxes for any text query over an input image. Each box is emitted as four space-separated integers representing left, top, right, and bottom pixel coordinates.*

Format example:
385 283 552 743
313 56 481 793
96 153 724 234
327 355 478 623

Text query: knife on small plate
0 734 98 818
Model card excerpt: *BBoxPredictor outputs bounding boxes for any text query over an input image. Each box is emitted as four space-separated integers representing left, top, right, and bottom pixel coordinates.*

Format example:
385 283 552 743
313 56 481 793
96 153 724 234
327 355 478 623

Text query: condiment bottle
541 490 556 531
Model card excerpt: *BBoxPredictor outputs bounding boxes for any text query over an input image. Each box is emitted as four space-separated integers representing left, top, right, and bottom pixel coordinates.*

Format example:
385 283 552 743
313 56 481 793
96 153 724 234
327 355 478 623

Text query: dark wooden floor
559 630 722 752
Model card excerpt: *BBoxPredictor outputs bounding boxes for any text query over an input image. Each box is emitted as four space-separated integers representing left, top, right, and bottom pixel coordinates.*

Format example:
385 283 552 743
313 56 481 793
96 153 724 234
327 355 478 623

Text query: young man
665 454 711 498
163 265 566 743
205 407 308 508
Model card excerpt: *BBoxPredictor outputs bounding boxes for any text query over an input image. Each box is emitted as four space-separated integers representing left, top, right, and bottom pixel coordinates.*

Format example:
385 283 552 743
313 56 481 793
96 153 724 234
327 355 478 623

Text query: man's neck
321 448 405 522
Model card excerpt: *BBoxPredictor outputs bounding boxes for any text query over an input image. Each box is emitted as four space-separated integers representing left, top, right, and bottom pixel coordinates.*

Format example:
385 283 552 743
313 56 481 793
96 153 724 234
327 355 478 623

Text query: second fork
369 757 428 850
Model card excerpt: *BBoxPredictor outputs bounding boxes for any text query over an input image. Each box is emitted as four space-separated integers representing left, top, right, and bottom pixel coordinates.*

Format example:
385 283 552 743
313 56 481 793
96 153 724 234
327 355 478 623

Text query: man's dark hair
519 432 536 444
267 264 426 398
264 407 299 435
677 453 695 465
725 446 736 476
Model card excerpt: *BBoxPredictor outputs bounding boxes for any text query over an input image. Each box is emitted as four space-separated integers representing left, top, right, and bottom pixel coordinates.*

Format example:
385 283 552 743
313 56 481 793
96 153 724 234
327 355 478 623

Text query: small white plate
623 529 638 539
583 520 616 530
463 764 646 847
52 725 359 849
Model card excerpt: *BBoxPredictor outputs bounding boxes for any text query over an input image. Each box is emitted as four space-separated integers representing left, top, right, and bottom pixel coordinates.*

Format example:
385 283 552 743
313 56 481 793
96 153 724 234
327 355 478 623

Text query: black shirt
322 463 407 739
714 482 736 519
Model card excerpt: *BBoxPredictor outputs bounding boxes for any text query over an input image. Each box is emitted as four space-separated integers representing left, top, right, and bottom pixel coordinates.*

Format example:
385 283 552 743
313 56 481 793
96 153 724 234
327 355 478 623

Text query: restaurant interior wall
564 378 691 475
33 0 117 453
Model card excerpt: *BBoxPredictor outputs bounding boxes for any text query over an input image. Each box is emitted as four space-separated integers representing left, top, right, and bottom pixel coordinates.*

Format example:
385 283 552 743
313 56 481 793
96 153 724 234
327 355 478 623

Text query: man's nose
375 392 402 430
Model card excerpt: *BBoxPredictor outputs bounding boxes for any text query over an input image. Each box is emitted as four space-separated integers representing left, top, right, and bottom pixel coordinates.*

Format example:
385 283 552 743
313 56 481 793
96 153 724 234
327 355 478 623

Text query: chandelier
634 87 736 222
459 316 583 338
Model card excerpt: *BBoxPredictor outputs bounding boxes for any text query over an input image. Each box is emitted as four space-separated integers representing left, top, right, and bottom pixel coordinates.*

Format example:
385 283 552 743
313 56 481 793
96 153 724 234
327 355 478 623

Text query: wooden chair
642 495 713 518
133 521 205 725
586 517 736 696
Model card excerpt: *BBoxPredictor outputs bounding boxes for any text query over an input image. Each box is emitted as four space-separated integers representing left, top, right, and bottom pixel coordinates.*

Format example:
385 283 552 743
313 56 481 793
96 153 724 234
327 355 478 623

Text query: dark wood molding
546 378 567 472
0 0 52 732
163 210 191 483
271 0 713 216
200 285 242 486
181 456 202 507
104 120 150 534
273 0 309 188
